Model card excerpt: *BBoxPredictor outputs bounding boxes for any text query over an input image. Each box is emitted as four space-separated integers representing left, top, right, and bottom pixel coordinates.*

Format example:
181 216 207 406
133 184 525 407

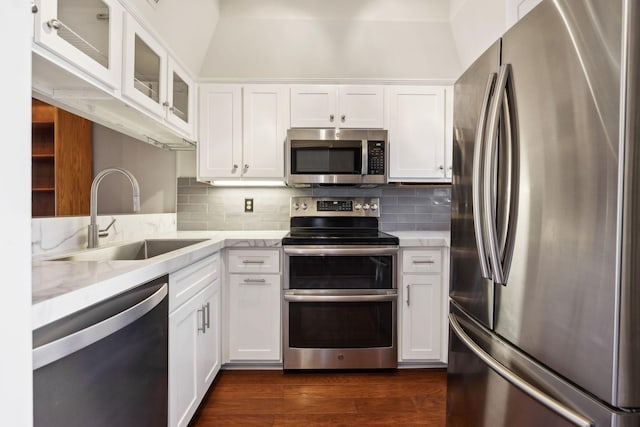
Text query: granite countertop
32 229 449 329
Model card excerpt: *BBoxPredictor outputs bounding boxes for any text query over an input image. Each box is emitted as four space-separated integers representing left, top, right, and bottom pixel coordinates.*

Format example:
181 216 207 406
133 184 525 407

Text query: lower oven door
283 290 397 369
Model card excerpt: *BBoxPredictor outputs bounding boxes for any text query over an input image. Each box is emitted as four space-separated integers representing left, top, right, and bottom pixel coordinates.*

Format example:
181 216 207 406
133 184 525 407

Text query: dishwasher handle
33 282 168 370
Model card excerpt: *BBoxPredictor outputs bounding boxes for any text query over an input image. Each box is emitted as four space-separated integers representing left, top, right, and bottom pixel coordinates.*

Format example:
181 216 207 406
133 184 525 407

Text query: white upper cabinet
166 57 196 136
242 85 289 178
123 14 167 118
506 0 543 28
198 84 242 179
122 14 195 139
198 84 288 181
34 0 124 89
386 86 453 182
290 85 384 129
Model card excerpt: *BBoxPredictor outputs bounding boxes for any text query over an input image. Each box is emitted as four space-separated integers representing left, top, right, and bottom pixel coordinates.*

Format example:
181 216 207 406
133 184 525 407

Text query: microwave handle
361 140 368 175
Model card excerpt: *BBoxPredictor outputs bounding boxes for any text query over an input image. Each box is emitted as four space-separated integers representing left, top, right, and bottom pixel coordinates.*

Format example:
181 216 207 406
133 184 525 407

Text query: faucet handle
98 218 116 238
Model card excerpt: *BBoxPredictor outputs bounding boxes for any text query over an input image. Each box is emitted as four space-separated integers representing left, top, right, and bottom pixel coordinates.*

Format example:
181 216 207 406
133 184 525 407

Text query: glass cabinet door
123 14 166 117
166 57 194 136
34 0 123 89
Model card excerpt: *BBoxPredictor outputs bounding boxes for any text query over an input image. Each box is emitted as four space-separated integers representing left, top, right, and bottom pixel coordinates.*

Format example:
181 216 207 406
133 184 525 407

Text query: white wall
126 0 220 76
450 0 507 73
200 0 461 80
1 0 32 424
93 124 177 214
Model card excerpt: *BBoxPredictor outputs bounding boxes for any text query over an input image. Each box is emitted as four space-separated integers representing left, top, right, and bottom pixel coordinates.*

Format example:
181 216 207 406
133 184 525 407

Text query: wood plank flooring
190 369 446 426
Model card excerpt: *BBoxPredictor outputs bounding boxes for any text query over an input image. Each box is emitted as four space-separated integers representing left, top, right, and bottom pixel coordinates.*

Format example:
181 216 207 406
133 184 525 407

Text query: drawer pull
242 260 265 264
243 278 267 284
413 260 435 264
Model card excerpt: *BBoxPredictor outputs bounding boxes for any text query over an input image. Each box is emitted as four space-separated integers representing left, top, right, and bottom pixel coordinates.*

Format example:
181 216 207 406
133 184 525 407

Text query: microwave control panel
367 141 386 175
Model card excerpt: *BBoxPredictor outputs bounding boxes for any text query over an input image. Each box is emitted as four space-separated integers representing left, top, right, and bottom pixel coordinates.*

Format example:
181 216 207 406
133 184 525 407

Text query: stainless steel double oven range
282 197 399 370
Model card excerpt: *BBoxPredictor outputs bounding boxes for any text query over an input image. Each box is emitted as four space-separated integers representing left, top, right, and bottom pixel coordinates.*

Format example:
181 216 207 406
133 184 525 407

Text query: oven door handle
284 246 398 256
284 293 398 303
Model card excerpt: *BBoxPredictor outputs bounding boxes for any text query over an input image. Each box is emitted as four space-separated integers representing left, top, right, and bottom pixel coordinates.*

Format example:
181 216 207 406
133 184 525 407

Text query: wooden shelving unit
32 99 93 217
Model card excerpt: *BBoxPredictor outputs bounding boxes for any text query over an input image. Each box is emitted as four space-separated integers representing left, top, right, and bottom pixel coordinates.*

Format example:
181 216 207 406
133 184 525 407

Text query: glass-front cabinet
123 15 195 138
123 15 167 118
166 57 195 136
34 0 124 89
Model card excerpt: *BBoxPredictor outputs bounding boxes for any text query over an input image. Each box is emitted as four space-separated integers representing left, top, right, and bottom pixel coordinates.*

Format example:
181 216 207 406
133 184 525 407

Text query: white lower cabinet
226 249 281 362
169 254 221 427
399 248 449 363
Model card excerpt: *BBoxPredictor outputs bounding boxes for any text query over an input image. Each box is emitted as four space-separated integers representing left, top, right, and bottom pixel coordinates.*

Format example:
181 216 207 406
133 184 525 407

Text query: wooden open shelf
31 99 93 217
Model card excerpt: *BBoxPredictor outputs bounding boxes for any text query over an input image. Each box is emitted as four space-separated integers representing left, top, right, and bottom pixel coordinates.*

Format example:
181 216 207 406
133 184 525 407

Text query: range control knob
371 203 378 211
293 203 300 210
354 203 363 211
363 203 370 211
301 203 308 210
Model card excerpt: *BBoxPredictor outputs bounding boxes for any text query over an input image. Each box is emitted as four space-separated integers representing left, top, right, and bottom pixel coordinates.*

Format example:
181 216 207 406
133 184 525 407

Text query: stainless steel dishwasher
33 275 168 427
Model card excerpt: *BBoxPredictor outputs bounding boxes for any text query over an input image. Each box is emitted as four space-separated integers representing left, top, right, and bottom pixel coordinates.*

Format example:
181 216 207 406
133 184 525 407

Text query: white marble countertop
389 230 450 247
32 230 287 329
32 229 448 329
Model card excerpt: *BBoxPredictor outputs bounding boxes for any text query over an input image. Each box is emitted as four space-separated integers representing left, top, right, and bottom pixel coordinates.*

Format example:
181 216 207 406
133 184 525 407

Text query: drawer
169 253 220 312
402 249 442 274
227 249 280 274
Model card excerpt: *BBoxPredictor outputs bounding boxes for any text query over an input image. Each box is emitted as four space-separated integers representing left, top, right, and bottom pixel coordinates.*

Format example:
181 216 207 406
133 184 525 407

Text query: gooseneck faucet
88 168 141 249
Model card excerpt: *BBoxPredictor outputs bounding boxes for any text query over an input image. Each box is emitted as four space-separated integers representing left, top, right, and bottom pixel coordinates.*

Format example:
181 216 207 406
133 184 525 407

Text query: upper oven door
284 246 397 290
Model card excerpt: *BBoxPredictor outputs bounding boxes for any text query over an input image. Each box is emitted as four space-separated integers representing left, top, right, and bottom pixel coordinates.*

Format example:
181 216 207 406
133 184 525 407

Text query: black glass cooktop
282 217 399 246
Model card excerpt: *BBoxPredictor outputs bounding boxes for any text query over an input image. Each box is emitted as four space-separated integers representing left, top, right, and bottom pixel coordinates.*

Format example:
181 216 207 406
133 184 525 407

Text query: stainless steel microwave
285 128 388 186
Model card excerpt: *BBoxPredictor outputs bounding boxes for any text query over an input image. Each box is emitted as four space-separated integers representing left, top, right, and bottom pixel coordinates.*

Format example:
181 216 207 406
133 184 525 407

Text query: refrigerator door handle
472 72 497 280
483 64 510 284
449 313 594 427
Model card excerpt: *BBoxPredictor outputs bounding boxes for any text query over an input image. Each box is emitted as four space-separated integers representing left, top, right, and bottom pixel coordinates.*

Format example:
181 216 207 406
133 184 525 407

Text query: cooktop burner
282 197 399 246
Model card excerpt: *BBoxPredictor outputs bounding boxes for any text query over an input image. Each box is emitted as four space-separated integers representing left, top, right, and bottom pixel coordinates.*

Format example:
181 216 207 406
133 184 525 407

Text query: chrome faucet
88 168 141 249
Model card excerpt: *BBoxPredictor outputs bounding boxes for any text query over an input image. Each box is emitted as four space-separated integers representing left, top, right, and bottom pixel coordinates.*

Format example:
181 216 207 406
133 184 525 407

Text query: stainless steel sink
50 239 209 261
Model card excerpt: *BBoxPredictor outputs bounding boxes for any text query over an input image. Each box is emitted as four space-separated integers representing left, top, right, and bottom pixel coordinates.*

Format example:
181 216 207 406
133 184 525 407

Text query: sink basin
50 239 209 261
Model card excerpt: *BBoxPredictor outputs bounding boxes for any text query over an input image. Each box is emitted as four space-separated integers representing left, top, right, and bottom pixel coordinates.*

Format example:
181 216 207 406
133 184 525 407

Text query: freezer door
450 40 501 329
447 304 625 427
495 0 623 406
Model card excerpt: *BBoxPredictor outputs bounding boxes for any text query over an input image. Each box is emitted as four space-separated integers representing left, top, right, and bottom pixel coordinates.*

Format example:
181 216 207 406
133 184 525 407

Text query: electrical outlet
244 198 254 213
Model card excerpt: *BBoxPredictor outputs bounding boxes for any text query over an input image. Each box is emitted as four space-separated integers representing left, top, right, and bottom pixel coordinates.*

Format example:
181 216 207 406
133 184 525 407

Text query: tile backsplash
177 178 450 232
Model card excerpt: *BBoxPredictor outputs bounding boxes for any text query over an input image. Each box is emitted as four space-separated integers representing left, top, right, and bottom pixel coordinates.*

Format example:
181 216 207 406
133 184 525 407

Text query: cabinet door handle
243 278 267 284
412 260 435 264
244 164 249 171
341 115 346 122
406 285 411 306
232 164 239 172
242 260 264 264
329 114 335 122
204 302 211 330
32 2 38 13
197 306 206 333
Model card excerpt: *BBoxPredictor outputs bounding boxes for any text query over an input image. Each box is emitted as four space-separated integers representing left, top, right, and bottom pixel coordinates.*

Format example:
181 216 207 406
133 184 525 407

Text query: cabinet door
290 85 337 128
122 14 167 117
198 84 242 179
197 281 221 396
169 291 201 427
387 86 449 181
166 57 195 138
338 86 384 128
401 274 442 361
34 0 123 89
228 274 281 361
242 85 289 178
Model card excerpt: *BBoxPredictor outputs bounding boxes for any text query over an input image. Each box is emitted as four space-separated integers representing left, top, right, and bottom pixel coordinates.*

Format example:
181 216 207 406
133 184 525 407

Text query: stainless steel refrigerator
447 0 640 426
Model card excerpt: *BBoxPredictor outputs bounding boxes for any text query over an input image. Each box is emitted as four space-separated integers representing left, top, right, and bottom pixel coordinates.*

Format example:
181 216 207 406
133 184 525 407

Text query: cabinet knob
341 115 346 123
31 2 38 13
232 164 238 172
329 114 335 122
439 165 444 170
244 164 249 170
47 19 61 30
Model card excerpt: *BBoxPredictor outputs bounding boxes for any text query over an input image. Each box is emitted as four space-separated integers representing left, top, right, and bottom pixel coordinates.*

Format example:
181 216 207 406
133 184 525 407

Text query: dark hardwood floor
190 369 447 426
